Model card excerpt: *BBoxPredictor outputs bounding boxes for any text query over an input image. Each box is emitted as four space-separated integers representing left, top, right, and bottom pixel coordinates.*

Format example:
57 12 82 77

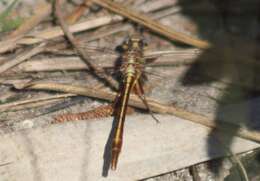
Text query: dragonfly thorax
125 64 136 77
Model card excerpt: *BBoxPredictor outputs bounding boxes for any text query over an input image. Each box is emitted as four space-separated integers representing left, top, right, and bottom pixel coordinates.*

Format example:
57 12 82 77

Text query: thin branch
17 49 197 72
55 0 118 90
213 133 249 181
65 2 89 24
14 81 260 143
90 0 210 49
0 36 22 54
0 0 175 53
19 15 122 45
0 43 46 75
230 154 249 181
0 93 75 112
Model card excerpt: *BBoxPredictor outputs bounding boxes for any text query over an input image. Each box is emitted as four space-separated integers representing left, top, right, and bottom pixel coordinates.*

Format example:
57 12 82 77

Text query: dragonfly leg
134 80 160 123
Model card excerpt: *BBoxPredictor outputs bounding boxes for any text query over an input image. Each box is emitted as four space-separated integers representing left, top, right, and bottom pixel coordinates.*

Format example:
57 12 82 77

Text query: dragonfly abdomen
111 73 136 170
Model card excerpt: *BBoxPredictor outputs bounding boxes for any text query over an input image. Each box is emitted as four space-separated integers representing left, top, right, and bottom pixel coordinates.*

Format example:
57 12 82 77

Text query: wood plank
0 115 259 181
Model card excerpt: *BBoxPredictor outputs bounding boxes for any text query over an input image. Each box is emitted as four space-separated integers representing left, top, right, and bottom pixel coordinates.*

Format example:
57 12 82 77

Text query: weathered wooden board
0 115 259 181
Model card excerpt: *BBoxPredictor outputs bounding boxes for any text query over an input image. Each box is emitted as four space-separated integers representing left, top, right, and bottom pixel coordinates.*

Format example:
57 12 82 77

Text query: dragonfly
109 34 160 170
52 35 197 170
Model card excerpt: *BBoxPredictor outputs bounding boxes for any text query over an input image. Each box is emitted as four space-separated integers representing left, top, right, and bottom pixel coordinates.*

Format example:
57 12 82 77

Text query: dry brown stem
90 0 210 49
65 3 89 24
0 43 46 75
0 93 75 112
17 49 198 72
55 0 118 90
0 36 22 54
14 81 260 143
18 15 122 45
0 0 200 53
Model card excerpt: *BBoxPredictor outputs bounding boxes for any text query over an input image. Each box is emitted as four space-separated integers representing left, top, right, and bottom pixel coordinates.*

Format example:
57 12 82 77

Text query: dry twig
17 49 198 72
19 15 122 45
55 0 118 90
0 43 45 74
0 36 22 54
0 93 75 112
65 2 89 24
0 0 204 53
14 81 260 143
90 0 210 49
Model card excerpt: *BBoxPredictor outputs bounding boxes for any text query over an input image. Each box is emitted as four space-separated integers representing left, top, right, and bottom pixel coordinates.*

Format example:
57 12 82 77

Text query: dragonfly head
122 35 147 51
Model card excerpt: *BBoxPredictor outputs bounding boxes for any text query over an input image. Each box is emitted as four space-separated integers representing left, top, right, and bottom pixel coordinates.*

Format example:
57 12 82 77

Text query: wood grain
0 115 259 180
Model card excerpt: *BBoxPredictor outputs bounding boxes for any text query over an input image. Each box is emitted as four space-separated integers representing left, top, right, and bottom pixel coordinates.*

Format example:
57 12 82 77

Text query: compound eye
138 41 143 47
122 39 131 50
139 40 147 49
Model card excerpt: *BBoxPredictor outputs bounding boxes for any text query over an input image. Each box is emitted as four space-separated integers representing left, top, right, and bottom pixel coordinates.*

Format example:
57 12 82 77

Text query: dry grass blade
17 49 198 72
0 36 22 53
0 93 75 112
0 0 183 53
90 0 210 49
137 0 178 12
0 15 123 53
0 43 45 74
55 0 118 90
17 15 122 46
212 133 249 181
65 3 89 24
13 81 260 143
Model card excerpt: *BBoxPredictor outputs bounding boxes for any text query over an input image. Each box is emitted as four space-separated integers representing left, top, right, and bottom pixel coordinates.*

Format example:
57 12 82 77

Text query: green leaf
0 0 19 20
0 0 23 32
